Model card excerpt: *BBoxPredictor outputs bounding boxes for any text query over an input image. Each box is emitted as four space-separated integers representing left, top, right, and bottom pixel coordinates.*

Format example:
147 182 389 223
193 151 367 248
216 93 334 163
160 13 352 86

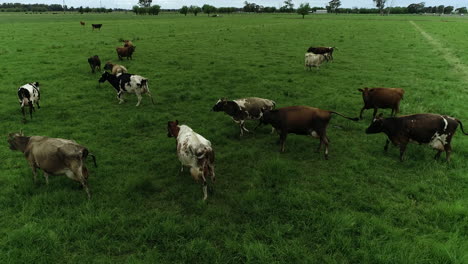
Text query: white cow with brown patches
167 121 215 200
212 97 276 136
366 113 468 162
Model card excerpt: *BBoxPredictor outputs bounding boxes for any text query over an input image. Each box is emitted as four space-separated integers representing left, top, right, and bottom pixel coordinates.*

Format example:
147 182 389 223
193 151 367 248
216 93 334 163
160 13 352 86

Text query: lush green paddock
0 13 467 263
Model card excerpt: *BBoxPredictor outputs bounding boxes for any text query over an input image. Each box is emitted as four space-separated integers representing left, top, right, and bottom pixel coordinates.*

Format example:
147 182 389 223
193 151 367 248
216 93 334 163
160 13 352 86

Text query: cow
260 106 359 159
17 82 40 121
305 53 326 70
80 21 85 26
167 121 215 200
104 62 128 75
116 46 136 60
92 24 102 30
358 87 405 119
365 113 468 162
212 97 276 136
7 131 97 199
123 40 134 48
307 46 337 61
87 55 101 74
98 72 154 106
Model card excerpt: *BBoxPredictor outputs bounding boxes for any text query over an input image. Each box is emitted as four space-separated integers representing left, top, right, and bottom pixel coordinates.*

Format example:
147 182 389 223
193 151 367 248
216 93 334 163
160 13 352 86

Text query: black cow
92 24 102 30
365 113 468 162
87 55 101 73
98 72 154 106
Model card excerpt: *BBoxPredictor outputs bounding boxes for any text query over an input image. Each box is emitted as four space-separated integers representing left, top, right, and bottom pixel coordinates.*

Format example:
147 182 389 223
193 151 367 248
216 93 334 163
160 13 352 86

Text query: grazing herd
7 29 468 200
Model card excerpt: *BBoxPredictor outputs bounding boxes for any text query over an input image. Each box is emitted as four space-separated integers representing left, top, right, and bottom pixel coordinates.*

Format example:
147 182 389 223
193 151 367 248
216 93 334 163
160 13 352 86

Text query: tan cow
8 132 97 199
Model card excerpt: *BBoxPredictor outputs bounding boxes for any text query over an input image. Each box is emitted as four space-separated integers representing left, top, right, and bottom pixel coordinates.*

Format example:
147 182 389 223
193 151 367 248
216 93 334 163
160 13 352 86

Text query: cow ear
175 120 179 125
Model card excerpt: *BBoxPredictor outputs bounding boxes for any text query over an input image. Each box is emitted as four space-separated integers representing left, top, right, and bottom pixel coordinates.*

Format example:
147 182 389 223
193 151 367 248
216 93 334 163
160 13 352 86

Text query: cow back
365 88 404 108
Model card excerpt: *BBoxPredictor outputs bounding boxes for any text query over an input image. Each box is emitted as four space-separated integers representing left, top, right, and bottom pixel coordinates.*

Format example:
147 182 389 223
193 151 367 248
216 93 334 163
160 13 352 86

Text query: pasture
1 12 467 263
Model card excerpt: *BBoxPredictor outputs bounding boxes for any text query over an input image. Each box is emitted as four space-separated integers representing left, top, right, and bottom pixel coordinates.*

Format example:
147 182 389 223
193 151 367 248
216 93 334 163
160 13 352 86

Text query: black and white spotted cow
212 97 276 136
98 72 154 106
365 113 468 162
18 82 40 120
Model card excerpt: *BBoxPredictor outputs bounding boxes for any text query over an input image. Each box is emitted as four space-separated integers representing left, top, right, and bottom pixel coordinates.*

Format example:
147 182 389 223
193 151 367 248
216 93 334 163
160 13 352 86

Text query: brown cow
365 113 468 162
260 106 358 159
7 131 97 199
358 87 405 119
80 21 85 26
116 46 136 60
87 55 101 73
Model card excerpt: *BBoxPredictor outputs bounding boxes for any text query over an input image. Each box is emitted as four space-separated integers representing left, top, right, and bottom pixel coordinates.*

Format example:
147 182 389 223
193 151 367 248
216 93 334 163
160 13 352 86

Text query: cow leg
29 102 33 119
117 91 125 104
399 144 407 162
384 139 390 151
279 133 287 152
321 135 329 160
135 91 142 107
31 166 38 183
359 107 366 120
21 106 26 120
434 150 442 160
201 173 208 201
43 172 49 185
36 101 40 109
444 144 452 162
240 120 250 134
147 92 155 105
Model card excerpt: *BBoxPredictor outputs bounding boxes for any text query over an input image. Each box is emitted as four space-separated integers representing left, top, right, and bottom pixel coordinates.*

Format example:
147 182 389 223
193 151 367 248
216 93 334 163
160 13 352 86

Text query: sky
4 0 467 10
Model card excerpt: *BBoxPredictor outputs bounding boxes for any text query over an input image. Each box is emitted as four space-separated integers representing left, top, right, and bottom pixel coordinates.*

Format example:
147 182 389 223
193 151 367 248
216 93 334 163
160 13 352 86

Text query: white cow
305 52 326 70
17 82 40 120
167 121 215 200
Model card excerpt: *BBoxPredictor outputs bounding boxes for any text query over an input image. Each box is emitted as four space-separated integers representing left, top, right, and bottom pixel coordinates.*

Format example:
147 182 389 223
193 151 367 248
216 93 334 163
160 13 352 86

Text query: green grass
1 12 467 263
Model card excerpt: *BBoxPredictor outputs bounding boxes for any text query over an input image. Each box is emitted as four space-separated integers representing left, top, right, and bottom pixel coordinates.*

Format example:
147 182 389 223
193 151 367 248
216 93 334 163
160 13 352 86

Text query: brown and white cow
358 87 405 119
167 121 215 200
260 106 358 159
7 131 97 199
212 97 276 136
365 113 468 162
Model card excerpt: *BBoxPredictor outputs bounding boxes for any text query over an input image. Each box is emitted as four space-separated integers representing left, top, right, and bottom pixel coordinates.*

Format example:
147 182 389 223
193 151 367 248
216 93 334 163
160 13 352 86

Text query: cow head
7 131 30 152
259 109 278 125
358 88 371 101
98 72 110 83
365 113 384 134
104 62 113 71
212 98 228 112
167 120 180 137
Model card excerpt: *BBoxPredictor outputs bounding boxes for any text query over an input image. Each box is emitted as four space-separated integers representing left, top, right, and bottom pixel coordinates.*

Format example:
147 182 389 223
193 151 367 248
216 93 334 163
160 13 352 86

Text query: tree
281 0 294 12
149 5 160 15
243 1 256 12
202 4 216 16
373 0 386 15
407 2 424 14
79 6 83 14
444 6 454 14
328 0 341 14
138 0 152 8
437 5 444 14
296 3 310 18
455 7 467 14
180 5 188 16
189 5 201 16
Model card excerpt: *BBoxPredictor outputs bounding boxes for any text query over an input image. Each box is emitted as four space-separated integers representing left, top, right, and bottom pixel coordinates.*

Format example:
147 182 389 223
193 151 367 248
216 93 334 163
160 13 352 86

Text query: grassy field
0 12 467 263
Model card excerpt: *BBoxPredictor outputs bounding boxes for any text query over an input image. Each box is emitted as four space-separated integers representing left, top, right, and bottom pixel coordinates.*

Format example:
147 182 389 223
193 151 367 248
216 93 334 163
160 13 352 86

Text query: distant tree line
0 3 114 13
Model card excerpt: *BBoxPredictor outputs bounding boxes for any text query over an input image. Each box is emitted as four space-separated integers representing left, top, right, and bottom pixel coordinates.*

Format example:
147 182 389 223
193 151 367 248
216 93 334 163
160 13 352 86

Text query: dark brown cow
80 21 85 26
92 24 102 30
307 46 336 61
87 55 101 73
365 113 468 162
116 46 136 60
358 87 405 119
260 106 358 159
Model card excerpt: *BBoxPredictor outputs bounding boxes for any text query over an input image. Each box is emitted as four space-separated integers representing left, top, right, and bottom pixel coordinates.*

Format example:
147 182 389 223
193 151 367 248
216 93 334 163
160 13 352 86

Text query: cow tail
89 153 98 167
456 119 468 135
330 111 359 121
82 149 98 167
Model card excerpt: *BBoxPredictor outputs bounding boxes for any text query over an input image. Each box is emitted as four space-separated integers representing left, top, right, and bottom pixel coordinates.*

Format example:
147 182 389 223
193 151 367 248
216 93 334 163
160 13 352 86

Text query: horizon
1 0 465 10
